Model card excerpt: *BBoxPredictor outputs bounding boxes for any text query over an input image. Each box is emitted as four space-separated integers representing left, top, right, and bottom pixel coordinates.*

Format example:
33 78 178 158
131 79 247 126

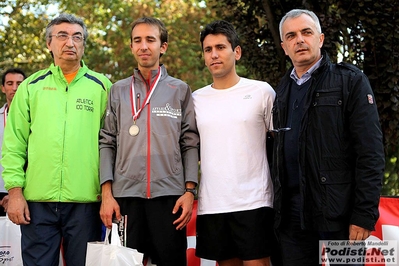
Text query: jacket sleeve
345 67 384 230
180 85 199 184
100 77 113 128
2 79 30 190
99 84 117 185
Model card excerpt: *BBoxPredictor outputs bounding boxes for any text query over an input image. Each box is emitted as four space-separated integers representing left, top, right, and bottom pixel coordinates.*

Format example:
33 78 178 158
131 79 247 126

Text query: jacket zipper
146 101 151 198
139 74 152 199
60 85 68 201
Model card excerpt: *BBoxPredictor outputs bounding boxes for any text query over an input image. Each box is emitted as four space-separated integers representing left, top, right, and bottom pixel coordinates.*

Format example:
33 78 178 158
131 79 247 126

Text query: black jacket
272 50 385 232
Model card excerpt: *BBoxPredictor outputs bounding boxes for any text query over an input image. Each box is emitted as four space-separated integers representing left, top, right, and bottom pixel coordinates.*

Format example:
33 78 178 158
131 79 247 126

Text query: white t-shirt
0 104 7 194
193 78 275 215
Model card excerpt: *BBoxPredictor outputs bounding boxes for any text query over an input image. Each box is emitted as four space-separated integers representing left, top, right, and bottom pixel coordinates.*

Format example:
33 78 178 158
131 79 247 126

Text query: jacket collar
49 60 88 81
0 103 7 115
311 49 330 77
278 50 331 89
133 64 168 83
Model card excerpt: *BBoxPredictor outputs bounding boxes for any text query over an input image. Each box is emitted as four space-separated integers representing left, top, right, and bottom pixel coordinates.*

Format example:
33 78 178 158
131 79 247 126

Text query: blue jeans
21 202 101 266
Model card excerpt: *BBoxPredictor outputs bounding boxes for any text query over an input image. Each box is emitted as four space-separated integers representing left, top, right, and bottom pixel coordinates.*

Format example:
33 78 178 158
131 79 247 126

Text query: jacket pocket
312 88 342 106
308 89 347 155
151 132 183 177
311 89 343 119
319 169 354 220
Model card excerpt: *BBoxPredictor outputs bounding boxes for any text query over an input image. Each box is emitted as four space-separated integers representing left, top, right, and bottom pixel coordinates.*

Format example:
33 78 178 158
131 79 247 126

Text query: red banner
186 200 217 266
367 196 399 266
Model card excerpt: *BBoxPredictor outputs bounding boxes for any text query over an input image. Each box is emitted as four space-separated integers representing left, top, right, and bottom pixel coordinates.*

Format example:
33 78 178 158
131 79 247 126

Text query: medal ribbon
129 67 162 123
3 104 8 127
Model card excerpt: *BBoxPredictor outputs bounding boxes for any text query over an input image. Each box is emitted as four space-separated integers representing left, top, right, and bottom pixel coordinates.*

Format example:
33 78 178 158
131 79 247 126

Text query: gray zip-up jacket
99 65 199 198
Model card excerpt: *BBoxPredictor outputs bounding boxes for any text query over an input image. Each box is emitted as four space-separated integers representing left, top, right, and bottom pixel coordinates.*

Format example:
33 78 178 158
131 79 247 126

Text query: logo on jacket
76 98 94 112
152 103 181 119
367 94 374 105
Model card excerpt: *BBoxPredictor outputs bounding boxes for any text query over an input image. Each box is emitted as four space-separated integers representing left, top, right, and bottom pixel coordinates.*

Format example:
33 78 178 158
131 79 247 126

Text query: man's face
2 73 25 105
202 33 241 79
280 14 324 69
47 22 85 66
130 23 167 72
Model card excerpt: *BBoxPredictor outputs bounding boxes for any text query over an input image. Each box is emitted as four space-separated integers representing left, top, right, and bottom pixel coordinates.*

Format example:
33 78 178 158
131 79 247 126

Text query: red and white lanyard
129 67 161 123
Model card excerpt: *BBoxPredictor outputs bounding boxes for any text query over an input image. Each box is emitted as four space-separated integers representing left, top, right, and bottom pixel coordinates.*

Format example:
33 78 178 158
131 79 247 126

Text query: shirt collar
0 103 8 114
290 56 323 85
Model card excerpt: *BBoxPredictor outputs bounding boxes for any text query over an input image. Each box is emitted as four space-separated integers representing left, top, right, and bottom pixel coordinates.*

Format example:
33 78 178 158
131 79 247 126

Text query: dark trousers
21 202 102 266
116 196 187 266
277 213 363 266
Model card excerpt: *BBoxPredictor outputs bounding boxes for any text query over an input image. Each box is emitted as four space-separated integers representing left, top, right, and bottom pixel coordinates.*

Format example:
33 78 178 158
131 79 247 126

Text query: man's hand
349 224 371 241
172 192 194 230
100 181 121 229
7 188 30 225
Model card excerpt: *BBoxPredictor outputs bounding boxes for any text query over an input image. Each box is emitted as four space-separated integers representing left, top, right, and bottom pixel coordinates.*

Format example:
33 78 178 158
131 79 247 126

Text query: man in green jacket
2 13 112 266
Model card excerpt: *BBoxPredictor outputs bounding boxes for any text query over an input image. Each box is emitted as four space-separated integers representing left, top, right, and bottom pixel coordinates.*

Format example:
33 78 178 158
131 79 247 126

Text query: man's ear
234 45 242 61
160 42 168 54
319 33 325 48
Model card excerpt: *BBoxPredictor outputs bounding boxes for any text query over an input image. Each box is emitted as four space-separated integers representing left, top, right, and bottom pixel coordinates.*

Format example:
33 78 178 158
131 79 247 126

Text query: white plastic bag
85 223 143 266
0 215 23 266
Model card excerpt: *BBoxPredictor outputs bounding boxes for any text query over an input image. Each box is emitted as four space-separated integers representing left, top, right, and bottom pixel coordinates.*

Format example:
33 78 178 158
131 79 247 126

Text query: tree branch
261 0 286 73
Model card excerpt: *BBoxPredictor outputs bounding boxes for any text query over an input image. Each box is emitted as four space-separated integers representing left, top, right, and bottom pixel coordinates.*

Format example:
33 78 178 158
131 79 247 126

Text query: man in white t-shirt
192 20 276 266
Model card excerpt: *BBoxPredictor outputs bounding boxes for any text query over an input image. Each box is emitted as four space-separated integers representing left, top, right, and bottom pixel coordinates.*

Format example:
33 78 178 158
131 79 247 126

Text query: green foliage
0 1 53 77
0 0 215 93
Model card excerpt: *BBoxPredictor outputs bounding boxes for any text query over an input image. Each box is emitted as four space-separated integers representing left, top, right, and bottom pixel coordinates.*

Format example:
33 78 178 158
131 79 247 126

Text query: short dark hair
130 17 168 45
2 68 26 86
46 13 88 45
200 20 240 51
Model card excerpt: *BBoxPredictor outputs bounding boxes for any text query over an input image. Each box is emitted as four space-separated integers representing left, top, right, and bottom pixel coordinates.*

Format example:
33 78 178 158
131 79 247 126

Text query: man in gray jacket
99 17 199 266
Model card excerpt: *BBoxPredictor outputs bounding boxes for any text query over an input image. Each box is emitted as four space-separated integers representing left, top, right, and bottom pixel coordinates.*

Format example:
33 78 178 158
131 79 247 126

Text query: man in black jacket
272 9 385 266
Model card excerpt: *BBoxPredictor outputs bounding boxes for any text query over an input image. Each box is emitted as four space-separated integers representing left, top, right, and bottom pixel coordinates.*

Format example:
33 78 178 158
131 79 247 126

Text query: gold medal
129 124 140 136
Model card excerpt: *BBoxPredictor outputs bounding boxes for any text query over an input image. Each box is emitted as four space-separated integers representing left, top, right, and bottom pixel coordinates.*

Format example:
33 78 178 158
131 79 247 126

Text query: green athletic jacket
2 61 112 202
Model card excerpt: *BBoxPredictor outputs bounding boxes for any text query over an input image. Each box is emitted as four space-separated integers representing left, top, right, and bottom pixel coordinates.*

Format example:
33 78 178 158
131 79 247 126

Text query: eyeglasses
51 33 84 42
269 118 292 133
270 126 291 133
269 101 295 133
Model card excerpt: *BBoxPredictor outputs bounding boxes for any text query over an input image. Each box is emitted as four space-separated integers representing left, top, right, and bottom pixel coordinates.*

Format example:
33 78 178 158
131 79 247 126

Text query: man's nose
140 41 149 50
296 34 305 43
66 36 74 46
211 50 219 58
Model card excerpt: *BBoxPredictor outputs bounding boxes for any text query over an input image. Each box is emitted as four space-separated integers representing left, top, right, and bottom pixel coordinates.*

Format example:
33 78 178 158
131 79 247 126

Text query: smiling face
47 22 85 67
130 23 168 74
202 33 241 80
280 13 324 74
